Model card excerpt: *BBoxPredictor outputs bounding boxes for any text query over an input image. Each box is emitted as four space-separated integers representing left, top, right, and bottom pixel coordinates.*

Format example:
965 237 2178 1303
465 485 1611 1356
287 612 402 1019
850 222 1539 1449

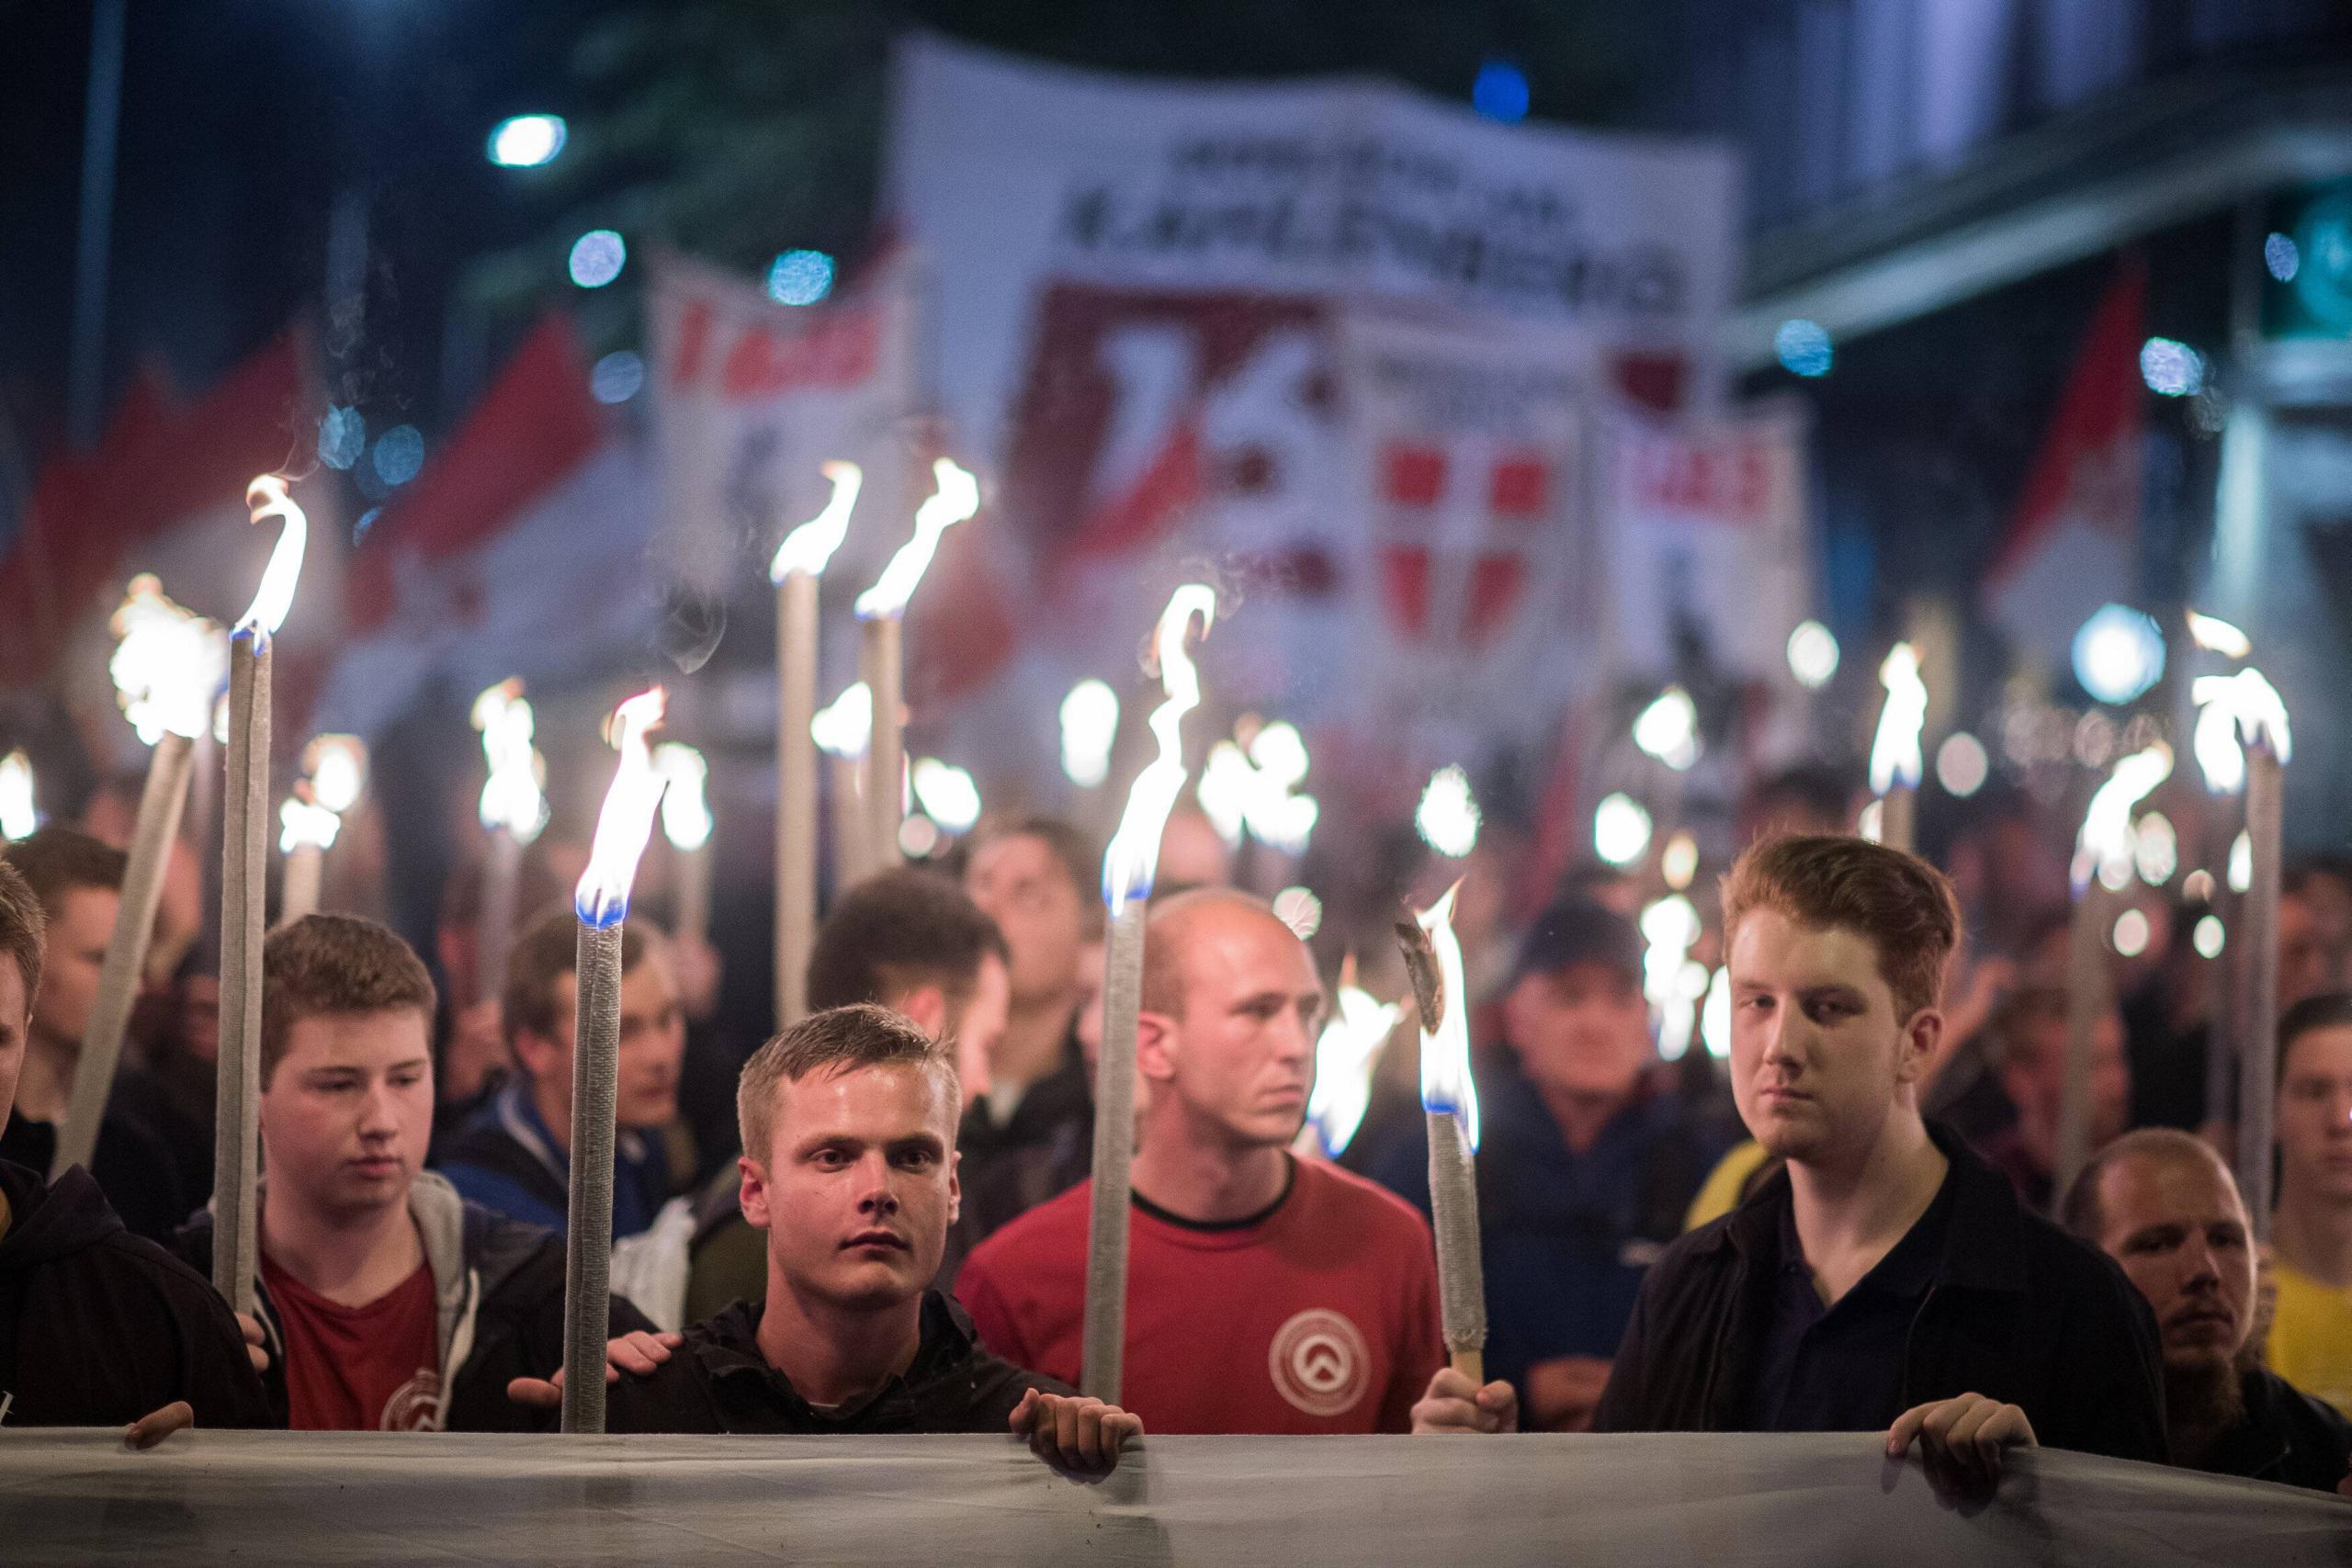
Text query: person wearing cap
1368 898 1726 1430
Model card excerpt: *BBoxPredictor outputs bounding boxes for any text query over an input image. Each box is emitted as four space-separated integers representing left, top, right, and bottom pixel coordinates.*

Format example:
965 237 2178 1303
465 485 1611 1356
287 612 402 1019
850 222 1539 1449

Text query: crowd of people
2 785 2349 1507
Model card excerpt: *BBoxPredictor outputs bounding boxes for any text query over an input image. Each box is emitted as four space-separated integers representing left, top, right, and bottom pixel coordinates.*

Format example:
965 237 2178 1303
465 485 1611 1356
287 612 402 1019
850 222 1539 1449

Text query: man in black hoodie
0 857 269 1432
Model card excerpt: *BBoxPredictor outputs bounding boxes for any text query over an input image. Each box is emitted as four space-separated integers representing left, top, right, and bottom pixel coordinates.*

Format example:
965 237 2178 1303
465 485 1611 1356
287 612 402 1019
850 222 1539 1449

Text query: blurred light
1272 886 1323 941
0 750 36 840
2075 709 2119 769
2229 831 2251 894
911 758 981 833
351 507 381 545
317 405 364 470
1634 685 1701 772
2112 907 2150 959
1306 974 1401 1156
1774 319 1833 378
1593 793 1652 867
1701 965 1731 1059
1416 766 1480 858
2265 231 2300 283
372 424 424 487
2139 337 2203 398
765 249 835 306
1660 830 1698 891
1641 895 1704 1061
487 113 566 169
811 682 872 759
2187 610 2251 659
1869 642 1927 795
1472 61 1528 122
278 794 341 854
1786 619 1839 688
899 814 942 858
2182 868 2216 904
2072 604 2165 705
2133 810 2177 886
1058 679 1119 788
307 736 368 815
2193 915 2226 959
1935 732 1988 797
1858 798 1884 843
653 743 714 852
570 230 627 288
591 350 645 404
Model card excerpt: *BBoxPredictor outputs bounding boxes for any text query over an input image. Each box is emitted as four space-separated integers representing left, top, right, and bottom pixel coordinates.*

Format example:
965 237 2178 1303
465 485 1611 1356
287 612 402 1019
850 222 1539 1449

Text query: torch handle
2053 887 2107 1211
560 919 626 1435
53 731 194 1179
1450 1349 1485 1385
861 615 904 872
277 842 323 929
2238 748 2286 1239
776 570 819 1030
1081 901 1147 1404
1426 1109 1487 1363
477 829 523 1010
213 637 268 1318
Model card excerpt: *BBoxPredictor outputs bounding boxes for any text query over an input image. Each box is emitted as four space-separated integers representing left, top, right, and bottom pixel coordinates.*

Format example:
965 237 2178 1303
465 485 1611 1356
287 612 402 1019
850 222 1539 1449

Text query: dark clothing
602 1292 1061 1435
1975 1123 2054 1216
2199 1367 2352 1494
175 1170 654 1432
434 1082 671 1241
112 1055 217 1218
0 1100 189 1244
1593 1123 2169 1463
0 1158 272 1428
1744 1164 1954 1431
2121 978 2212 1132
944 1030 1095 1291
1368 1061 1722 1396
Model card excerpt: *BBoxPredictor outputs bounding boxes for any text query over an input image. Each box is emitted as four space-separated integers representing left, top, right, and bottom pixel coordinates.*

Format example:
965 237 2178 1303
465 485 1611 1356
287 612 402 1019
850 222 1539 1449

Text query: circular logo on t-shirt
1267 1308 1371 1418
379 1369 445 1432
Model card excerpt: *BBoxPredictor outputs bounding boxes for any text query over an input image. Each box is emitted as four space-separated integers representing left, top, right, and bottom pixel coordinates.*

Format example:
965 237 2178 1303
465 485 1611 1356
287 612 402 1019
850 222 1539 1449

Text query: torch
1297 955 1402 1160
770 462 863 1029
561 687 671 1435
0 750 35 840
812 681 875 896
1060 678 1121 843
1868 642 1928 852
471 680 548 1009
854 458 979 871
1082 582 1216 1404
653 742 714 947
2056 741 2173 1204
1398 881 1485 1382
215 475 309 1315
1197 718 1318 890
52 576 225 1179
276 735 366 927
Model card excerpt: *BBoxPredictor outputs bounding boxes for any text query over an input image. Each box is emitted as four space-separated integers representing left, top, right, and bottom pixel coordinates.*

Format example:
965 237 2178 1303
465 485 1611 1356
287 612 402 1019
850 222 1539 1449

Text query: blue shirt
435 1082 669 1241
1367 1058 1723 1394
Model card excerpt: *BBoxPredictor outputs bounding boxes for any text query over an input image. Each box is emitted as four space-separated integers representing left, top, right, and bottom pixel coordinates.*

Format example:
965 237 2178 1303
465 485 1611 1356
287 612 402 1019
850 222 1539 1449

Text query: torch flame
811 682 873 760
108 575 227 745
2072 742 2174 894
653 742 714 852
235 476 309 640
0 750 36 841
1059 679 1120 788
1101 583 1216 914
768 461 865 582
1414 881 1478 1150
471 679 548 843
278 786 342 853
2190 668 2291 793
1304 960 1401 1158
304 735 368 815
575 688 670 928
1870 642 1928 795
853 458 981 618
2188 611 2252 660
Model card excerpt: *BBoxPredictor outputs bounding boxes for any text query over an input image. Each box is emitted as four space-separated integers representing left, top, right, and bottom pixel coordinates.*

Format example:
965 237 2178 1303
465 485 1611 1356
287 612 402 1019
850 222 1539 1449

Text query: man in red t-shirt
956 889 1443 1434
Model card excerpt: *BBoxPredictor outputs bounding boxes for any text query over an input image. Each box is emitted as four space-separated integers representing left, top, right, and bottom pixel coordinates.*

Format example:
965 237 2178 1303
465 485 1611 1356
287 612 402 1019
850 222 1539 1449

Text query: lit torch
471 679 548 1009
2056 741 2173 1204
53 576 225 1181
215 475 309 1316
854 458 979 871
561 687 670 1435
1297 955 1401 1159
1398 881 1485 1382
276 735 366 927
654 742 714 947
771 461 862 1027
1082 582 1216 1404
812 681 875 897
0 750 35 841
1869 642 1928 852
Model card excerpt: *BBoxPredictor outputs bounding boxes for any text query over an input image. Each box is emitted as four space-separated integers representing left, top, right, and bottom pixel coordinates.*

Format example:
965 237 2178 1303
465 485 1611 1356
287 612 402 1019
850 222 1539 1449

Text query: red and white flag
1984 264 2146 671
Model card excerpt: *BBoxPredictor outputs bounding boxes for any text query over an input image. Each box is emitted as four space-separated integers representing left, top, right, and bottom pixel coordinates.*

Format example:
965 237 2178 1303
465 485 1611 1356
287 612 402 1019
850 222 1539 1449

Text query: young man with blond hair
1417 836 2165 1488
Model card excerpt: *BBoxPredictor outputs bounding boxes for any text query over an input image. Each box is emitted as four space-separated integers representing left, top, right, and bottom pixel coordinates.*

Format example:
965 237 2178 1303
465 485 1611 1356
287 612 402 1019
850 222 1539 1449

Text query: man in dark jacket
511 1005 1137 1472
2065 1127 2352 1492
1416 837 2165 1488
0 857 270 1432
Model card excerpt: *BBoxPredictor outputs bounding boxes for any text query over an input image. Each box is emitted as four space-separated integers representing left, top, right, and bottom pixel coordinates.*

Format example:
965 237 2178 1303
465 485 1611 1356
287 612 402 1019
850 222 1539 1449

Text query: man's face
259 1010 435 1221
1142 907 1324 1150
950 952 1010 1108
2278 893 2339 1010
1728 909 1935 1167
0 963 28 1134
531 949 686 1130
1503 961 1651 1103
741 1063 958 1310
31 886 116 1052
2278 1024 2352 1203
2095 1151 2254 1370
2000 1009 2131 1156
965 834 1087 1006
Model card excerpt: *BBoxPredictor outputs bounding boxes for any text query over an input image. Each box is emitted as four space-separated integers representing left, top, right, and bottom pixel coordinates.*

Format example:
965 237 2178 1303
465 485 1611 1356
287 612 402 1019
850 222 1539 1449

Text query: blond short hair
736 1003 957 1166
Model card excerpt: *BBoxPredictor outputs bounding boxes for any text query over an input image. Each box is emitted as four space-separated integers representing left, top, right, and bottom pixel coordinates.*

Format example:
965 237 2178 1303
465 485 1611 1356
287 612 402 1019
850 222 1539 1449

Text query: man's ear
1895 1007 1944 1087
945 1148 962 1228
899 984 949 1039
511 1029 563 1085
1135 1010 1178 1083
739 1154 773 1230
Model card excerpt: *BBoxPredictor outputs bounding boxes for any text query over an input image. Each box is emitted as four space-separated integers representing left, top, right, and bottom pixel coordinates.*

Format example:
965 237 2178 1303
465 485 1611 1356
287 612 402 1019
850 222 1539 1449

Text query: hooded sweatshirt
0 1157 271 1428
175 1169 653 1432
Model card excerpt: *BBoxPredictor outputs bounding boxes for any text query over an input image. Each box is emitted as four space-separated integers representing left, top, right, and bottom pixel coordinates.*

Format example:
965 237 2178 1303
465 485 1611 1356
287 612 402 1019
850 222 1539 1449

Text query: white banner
4 1429 2341 1566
